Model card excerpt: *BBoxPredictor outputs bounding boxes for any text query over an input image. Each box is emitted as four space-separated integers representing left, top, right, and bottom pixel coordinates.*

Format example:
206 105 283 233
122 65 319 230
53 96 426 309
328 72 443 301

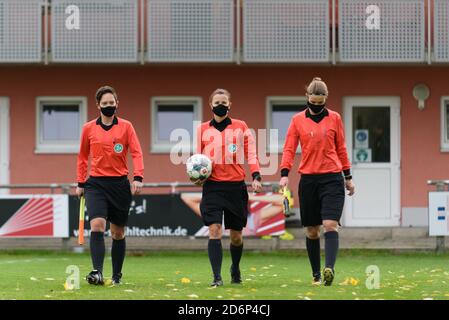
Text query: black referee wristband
344 175 352 180
78 182 85 188
343 169 351 177
252 172 262 182
281 169 290 177
133 176 143 183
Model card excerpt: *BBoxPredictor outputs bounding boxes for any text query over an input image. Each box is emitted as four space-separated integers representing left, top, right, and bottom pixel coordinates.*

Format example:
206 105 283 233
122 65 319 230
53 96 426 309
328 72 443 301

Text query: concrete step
289 227 430 240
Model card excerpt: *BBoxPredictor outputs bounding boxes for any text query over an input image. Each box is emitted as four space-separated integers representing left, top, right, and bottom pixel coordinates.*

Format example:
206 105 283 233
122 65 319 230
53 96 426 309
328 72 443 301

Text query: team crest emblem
114 143 124 153
228 143 237 154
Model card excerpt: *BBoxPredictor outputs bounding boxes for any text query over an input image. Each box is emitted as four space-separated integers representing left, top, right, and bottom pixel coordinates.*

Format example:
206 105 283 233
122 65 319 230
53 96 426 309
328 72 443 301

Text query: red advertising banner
0 195 69 238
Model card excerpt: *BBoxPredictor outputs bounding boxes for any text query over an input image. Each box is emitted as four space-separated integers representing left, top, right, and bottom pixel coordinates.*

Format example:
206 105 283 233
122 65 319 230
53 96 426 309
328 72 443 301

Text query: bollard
61 185 71 252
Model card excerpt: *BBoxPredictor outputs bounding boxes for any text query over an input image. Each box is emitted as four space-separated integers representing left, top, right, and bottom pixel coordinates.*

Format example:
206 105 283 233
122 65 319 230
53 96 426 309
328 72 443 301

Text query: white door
343 97 400 226
0 98 10 195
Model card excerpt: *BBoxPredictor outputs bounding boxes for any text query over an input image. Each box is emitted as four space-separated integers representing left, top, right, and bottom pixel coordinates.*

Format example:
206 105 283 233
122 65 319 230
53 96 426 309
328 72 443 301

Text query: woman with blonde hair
279 77 355 286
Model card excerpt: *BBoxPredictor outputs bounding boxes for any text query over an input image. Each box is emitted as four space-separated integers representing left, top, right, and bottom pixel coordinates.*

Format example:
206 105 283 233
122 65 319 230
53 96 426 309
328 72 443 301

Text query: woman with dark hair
76 86 144 286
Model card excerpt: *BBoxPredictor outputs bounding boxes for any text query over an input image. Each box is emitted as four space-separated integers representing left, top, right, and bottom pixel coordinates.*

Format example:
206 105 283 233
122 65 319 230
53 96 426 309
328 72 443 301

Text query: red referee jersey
197 117 260 182
280 109 351 175
77 116 144 185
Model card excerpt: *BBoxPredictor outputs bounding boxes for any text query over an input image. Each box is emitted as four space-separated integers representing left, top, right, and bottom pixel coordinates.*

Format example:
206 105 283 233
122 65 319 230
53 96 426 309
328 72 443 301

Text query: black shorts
84 176 132 227
299 172 345 227
200 180 249 231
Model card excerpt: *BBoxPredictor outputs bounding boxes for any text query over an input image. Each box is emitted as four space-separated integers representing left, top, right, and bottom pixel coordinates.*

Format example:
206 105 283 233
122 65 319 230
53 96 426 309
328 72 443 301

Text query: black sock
90 231 105 273
112 238 126 277
208 239 223 279
230 243 243 270
324 231 339 270
306 237 321 277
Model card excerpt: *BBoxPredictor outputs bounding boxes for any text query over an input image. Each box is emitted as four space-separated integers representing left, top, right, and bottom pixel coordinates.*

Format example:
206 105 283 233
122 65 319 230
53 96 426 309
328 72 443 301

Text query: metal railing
1 0 449 65
0 181 281 194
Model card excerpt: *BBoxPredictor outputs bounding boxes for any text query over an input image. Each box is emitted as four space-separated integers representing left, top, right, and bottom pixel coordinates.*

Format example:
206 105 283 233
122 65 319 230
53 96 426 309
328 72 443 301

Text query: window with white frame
151 97 202 153
267 97 307 153
36 97 87 153
441 97 449 152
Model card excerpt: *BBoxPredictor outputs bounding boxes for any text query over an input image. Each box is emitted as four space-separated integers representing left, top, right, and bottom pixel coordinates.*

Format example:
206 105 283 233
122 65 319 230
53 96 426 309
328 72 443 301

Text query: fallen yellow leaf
63 282 74 290
104 279 113 286
181 278 191 284
350 278 359 286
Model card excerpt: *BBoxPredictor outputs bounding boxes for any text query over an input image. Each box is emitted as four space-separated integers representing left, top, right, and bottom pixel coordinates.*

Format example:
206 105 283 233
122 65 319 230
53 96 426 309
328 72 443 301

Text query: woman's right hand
76 187 84 198
279 177 289 190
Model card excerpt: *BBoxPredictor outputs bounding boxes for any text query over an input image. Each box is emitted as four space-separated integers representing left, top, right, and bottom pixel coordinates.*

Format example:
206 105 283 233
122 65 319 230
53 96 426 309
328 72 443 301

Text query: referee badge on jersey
114 143 124 153
228 143 238 154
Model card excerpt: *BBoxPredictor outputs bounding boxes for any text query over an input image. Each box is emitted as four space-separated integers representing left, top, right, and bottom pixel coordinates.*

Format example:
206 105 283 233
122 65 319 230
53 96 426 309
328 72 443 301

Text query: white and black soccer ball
186 154 212 182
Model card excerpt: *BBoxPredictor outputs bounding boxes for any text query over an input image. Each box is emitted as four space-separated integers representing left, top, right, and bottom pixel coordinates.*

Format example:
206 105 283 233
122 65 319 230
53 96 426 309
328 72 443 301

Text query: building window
36 97 87 154
441 97 449 152
151 97 202 153
266 97 307 153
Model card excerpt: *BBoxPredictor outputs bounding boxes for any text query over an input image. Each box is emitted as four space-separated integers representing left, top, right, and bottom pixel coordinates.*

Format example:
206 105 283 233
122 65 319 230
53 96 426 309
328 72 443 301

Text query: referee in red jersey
279 77 355 286
195 88 262 287
76 86 144 285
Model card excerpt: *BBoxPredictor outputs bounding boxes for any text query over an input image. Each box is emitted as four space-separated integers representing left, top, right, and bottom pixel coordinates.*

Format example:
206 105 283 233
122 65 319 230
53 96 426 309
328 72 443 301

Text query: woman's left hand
252 179 262 193
345 179 355 196
132 181 143 195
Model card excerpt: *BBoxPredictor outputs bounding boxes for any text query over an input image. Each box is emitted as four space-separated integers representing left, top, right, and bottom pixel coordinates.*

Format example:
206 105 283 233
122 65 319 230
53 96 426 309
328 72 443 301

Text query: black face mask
307 101 325 114
212 104 229 117
100 105 116 117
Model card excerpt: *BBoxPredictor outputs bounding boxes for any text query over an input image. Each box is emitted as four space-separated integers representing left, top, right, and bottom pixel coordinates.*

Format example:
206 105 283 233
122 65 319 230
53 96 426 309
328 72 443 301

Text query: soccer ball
186 154 212 182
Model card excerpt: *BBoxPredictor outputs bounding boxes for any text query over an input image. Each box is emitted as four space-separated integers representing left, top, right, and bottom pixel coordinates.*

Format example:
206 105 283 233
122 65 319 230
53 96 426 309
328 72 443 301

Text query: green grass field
1 250 449 300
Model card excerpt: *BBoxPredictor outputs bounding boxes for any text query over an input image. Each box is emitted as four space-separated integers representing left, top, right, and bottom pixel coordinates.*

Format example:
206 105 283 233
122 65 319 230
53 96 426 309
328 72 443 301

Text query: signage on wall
354 148 372 163
355 129 369 149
